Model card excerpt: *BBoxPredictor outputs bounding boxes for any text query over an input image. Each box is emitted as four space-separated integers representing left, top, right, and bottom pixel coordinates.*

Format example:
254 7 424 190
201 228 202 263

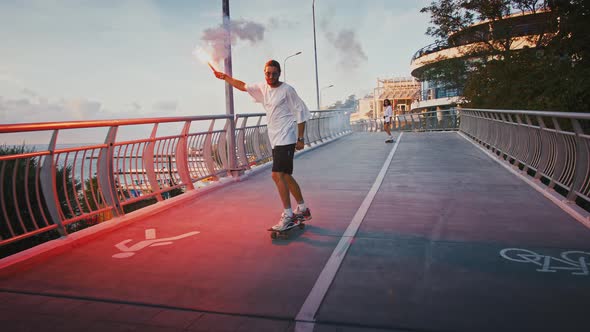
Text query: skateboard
268 220 305 239
385 139 395 143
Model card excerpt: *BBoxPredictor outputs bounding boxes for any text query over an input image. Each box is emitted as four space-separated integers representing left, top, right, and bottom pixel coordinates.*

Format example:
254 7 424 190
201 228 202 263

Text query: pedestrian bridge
1 109 590 332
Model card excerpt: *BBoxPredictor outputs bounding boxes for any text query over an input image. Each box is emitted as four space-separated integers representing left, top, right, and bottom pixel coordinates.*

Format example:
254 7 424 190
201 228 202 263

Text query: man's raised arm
213 71 247 92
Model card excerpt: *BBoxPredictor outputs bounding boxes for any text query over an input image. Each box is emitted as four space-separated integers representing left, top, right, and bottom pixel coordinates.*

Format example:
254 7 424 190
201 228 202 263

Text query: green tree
0 145 49 241
0 145 81 258
419 0 590 111
545 0 590 111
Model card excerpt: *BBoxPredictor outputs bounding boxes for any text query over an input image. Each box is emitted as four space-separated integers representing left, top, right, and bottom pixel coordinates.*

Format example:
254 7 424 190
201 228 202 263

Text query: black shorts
272 144 296 174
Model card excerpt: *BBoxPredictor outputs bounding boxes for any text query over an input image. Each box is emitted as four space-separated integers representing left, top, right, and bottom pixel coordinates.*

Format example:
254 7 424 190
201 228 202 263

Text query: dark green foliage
421 57 470 91
0 229 61 259
420 0 589 112
123 197 158 214
421 0 475 41
1 146 94 257
0 145 57 258
169 188 184 198
0 145 52 240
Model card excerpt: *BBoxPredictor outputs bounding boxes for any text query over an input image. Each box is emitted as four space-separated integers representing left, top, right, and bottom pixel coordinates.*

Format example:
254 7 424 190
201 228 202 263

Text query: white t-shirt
383 105 393 123
246 82 311 148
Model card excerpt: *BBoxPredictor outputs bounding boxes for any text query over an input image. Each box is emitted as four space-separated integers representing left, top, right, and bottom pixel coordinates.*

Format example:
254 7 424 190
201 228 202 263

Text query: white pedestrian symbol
112 228 200 258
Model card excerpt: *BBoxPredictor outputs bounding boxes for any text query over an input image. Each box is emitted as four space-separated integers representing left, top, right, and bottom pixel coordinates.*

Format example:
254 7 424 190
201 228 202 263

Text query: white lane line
295 132 404 330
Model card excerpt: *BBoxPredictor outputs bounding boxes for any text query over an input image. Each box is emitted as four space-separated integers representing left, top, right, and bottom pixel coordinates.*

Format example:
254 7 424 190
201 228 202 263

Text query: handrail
459 108 590 120
351 107 590 214
0 115 231 133
411 40 449 62
351 109 460 133
460 108 590 214
411 11 553 63
0 110 352 251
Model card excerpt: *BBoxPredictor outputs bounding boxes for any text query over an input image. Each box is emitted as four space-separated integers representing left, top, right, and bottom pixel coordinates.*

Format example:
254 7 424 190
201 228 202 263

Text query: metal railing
411 40 449 62
397 110 460 131
350 118 382 132
234 110 352 170
351 107 590 212
460 108 590 210
351 109 460 132
0 110 351 249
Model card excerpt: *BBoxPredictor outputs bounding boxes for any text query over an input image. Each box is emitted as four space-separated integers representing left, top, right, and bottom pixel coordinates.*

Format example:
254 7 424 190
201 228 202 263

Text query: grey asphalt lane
1 132 588 332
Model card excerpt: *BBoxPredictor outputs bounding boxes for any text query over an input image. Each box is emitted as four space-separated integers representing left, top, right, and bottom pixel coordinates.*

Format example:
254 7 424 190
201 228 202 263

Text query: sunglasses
264 71 280 78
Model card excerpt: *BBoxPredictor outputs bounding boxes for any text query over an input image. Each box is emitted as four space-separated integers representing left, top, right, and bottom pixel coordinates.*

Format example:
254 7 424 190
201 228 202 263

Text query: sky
0 0 435 143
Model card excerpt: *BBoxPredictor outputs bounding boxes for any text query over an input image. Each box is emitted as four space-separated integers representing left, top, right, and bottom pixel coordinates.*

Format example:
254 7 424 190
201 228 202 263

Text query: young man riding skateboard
213 60 312 231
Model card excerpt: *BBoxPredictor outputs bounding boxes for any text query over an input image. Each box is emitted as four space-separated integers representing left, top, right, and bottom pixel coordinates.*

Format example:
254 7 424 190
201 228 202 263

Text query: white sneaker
271 213 296 231
294 207 312 222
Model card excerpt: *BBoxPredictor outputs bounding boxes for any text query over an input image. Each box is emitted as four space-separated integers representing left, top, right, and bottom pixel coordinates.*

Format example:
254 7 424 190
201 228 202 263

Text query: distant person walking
212 60 312 231
383 99 394 143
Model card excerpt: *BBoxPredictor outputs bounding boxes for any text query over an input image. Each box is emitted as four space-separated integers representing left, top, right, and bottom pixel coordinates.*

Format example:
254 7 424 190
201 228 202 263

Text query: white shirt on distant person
246 82 311 148
383 105 393 123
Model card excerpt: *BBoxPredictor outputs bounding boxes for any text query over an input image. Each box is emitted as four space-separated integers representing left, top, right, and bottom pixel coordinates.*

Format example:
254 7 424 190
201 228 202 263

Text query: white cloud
0 95 104 123
62 99 102 118
0 0 437 130
21 88 39 98
0 68 23 88
153 100 178 112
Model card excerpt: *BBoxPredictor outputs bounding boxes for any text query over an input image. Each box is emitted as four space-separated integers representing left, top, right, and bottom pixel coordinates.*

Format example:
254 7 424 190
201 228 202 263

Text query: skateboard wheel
270 232 278 239
298 223 305 229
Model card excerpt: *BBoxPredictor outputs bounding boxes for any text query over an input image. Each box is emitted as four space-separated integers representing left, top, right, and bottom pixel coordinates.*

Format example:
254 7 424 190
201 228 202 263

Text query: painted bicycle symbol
500 248 590 276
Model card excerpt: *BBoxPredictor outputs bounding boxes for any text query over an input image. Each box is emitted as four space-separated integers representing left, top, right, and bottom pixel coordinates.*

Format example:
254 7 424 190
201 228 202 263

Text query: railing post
144 124 163 202
535 115 550 181
39 130 66 236
219 119 230 176
236 116 249 170
253 116 263 161
520 114 534 174
317 112 325 142
318 112 325 140
203 120 217 177
567 118 587 202
331 112 336 137
98 126 123 214
304 116 313 146
175 121 194 191
327 113 334 138
548 117 567 190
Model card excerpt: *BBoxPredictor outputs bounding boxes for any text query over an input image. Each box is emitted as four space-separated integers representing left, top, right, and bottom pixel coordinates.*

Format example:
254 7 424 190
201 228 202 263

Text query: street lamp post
222 0 237 175
312 0 320 110
320 84 334 109
283 51 302 83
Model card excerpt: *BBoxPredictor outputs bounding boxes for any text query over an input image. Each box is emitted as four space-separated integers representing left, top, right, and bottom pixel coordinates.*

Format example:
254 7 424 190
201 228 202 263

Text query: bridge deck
1 132 589 332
